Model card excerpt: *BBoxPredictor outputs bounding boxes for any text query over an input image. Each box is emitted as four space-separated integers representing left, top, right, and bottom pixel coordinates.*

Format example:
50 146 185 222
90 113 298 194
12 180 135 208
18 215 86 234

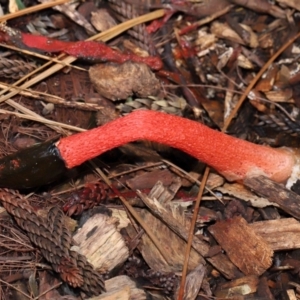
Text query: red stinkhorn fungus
0 110 298 189
0 25 163 70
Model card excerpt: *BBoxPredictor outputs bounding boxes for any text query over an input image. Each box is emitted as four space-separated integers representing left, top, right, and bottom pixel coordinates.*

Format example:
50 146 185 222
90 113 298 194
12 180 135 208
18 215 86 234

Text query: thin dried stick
33 282 62 300
0 43 86 71
0 108 85 132
0 278 31 299
178 168 210 300
0 82 102 110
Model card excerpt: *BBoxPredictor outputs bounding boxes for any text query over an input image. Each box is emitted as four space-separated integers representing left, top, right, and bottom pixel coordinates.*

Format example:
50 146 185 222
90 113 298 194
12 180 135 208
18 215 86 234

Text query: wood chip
250 218 300 251
73 213 129 273
217 182 277 208
208 216 273 275
244 175 300 219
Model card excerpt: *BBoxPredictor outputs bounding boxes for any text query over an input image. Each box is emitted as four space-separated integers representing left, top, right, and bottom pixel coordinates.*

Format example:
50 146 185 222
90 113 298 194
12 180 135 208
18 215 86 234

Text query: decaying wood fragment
175 0 231 18
208 216 273 275
244 175 300 219
215 275 259 298
110 208 131 230
73 213 129 273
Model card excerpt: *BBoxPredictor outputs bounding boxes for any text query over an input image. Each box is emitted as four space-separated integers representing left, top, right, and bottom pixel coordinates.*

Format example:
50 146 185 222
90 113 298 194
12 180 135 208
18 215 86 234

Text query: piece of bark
250 218 300 251
73 213 129 273
244 175 300 219
137 198 209 258
215 275 259 298
208 216 273 275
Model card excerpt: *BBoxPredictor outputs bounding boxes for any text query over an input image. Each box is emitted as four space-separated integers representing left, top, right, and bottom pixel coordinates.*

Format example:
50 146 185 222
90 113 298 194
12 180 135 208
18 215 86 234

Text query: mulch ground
1 0 300 299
